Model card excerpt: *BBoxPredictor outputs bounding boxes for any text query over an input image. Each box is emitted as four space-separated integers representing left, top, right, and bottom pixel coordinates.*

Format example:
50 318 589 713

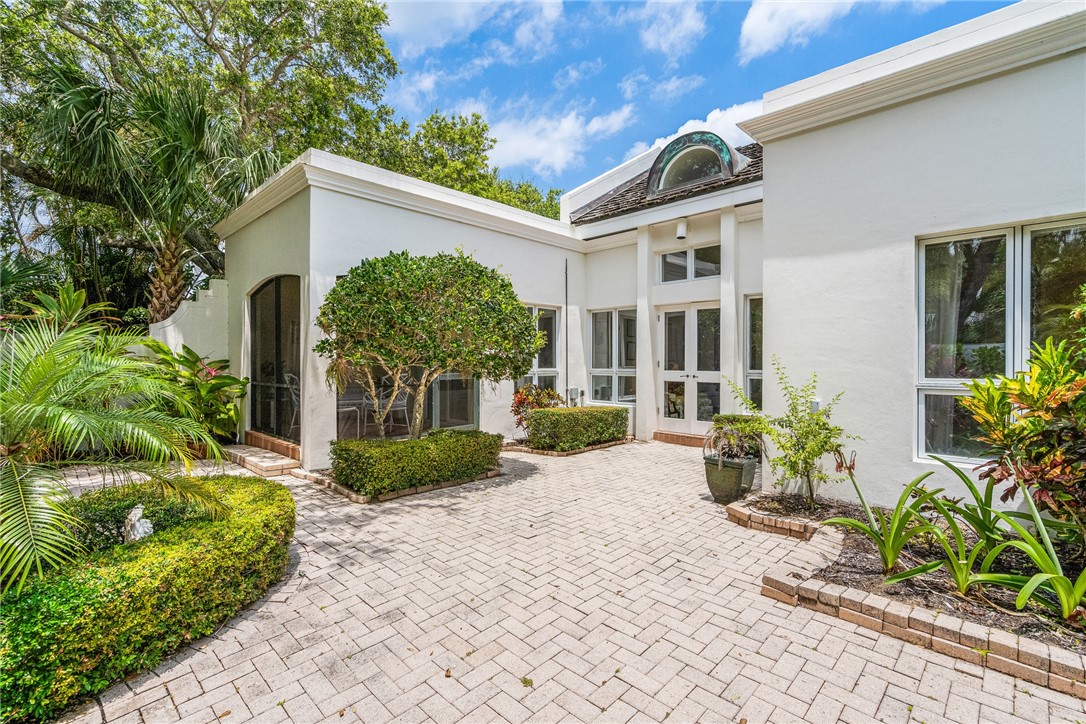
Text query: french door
658 304 722 434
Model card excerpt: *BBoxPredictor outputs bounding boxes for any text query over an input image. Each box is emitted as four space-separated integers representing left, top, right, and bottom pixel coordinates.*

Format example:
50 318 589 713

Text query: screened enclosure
249 275 301 442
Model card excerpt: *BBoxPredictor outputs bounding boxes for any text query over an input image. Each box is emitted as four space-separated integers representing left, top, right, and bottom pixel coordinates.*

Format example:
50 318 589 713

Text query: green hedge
330 429 502 496
525 406 629 452
65 485 209 553
0 476 295 724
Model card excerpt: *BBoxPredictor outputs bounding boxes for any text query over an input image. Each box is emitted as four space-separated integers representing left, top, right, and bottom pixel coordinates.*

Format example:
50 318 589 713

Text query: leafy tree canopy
314 251 544 438
1 0 563 316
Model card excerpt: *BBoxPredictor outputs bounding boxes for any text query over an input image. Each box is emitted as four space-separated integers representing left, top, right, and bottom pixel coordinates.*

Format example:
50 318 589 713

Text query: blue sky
382 1 1015 191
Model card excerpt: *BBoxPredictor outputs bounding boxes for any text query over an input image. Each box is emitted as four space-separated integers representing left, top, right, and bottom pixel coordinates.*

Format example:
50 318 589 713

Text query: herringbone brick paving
60 442 1086 723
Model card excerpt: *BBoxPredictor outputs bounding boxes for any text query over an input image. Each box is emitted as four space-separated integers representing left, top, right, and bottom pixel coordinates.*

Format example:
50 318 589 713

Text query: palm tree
0 287 226 594
30 64 277 322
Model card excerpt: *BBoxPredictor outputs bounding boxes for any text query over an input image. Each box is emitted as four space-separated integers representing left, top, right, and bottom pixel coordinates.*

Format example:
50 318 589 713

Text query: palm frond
0 462 84 594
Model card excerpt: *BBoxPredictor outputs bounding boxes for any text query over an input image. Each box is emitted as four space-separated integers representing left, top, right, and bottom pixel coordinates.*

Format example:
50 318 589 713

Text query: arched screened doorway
249 275 301 441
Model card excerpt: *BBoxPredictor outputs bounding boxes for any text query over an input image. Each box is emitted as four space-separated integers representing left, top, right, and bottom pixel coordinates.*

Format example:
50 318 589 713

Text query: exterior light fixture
676 218 688 240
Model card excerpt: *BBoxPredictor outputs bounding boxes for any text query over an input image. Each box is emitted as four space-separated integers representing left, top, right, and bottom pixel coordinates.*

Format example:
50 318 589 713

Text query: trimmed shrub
525 406 629 452
65 485 210 553
330 429 502 496
0 476 295 723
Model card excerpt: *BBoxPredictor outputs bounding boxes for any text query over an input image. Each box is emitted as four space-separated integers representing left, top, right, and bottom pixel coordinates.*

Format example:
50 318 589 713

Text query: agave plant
0 290 225 594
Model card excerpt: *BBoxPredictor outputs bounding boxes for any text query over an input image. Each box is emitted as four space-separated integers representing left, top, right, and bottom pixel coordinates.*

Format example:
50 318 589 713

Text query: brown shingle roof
569 143 763 225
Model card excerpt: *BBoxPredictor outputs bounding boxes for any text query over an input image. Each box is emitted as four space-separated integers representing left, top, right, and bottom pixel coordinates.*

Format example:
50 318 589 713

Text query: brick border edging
290 467 502 504
502 438 630 457
761 565 1086 699
725 500 819 541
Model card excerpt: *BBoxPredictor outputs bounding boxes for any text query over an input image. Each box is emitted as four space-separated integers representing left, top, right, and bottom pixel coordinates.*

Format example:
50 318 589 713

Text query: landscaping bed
0 475 296 723
744 493 1086 655
503 437 628 457
819 528 1086 655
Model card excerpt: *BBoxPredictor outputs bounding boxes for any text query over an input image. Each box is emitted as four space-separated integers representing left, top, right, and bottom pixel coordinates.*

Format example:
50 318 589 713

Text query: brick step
224 444 300 477
652 430 705 448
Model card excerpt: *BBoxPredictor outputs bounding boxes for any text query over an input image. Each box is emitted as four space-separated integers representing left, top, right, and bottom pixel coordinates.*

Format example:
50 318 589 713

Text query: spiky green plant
0 291 225 593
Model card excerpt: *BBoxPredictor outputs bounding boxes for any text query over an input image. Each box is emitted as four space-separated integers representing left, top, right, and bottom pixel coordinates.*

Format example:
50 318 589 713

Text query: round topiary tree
314 250 544 438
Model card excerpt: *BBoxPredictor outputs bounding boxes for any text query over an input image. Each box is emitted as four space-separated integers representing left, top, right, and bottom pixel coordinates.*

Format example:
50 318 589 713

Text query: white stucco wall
149 278 230 362
760 51 1086 505
304 186 589 468
224 189 312 449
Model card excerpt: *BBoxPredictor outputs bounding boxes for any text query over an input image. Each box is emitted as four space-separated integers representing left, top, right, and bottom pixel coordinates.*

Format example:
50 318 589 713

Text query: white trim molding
740 3 1086 143
216 150 580 251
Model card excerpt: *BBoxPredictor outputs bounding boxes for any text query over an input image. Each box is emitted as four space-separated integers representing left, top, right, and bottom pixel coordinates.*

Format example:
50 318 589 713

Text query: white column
719 210 742 413
300 270 338 470
635 226 656 440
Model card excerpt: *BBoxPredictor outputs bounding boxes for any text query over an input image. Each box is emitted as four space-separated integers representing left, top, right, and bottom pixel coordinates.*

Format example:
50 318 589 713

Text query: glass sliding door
249 275 301 442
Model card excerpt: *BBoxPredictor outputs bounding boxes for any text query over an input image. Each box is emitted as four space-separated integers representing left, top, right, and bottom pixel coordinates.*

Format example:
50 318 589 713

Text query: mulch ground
750 492 1086 655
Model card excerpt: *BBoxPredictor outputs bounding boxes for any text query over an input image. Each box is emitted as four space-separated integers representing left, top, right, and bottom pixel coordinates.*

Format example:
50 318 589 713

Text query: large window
518 306 560 391
590 309 636 403
249 275 301 442
918 218 1086 460
659 245 721 283
745 296 763 409
335 371 478 440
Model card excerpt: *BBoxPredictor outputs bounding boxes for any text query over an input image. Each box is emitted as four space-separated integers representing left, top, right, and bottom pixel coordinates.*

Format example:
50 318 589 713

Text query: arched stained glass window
647 131 739 199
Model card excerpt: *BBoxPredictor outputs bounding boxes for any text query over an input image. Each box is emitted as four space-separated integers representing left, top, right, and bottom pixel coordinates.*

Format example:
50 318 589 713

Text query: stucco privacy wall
759 51 1086 506
304 184 589 469
149 278 229 361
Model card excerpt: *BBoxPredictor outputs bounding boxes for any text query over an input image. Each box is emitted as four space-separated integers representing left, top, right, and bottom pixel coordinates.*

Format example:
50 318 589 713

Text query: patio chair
284 372 301 436
388 387 411 431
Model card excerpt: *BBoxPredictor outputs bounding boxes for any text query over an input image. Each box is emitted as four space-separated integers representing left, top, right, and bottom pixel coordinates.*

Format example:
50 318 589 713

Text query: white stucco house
153 1 1086 505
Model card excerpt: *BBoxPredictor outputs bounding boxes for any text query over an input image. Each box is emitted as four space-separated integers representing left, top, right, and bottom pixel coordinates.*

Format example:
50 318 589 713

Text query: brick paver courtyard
63 442 1086 724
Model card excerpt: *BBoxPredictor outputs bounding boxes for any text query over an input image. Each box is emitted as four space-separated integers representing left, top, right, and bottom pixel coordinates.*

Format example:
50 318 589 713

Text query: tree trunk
147 233 188 323
409 371 437 439
804 471 816 511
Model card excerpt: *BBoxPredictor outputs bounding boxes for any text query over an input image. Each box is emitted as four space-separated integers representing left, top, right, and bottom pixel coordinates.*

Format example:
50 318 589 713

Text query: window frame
916 227 1015 464
744 295 763 410
518 305 561 392
915 215 1086 464
589 307 637 405
658 243 722 284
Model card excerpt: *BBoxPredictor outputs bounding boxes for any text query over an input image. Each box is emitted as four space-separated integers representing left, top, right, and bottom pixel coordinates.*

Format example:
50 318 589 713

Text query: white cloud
492 104 635 177
391 53 498 114
650 74 706 103
619 71 703 102
618 71 650 100
513 1 563 60
554 58 604 90
385 1 563 62
384 1 503 59
638 2 708 66
623 100 763 160
585 105 635 136
739 0 946 64
391 71 441 114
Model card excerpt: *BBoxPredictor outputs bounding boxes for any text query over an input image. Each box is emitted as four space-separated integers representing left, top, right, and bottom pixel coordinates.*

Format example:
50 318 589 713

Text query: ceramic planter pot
703 456 757 504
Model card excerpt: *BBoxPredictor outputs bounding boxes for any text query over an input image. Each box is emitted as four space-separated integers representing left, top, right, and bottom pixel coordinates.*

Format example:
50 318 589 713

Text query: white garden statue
123 504 154 543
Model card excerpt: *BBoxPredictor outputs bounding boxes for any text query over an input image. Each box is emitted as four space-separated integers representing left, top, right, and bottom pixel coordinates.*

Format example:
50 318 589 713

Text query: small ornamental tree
314 250 543 439
726 356 852 510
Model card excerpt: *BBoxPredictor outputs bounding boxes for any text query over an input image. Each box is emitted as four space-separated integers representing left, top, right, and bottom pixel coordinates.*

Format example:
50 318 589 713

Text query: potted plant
703 414 763 504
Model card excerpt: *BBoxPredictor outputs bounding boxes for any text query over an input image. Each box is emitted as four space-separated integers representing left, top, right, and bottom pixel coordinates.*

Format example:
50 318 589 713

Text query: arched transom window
647 131 739 199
